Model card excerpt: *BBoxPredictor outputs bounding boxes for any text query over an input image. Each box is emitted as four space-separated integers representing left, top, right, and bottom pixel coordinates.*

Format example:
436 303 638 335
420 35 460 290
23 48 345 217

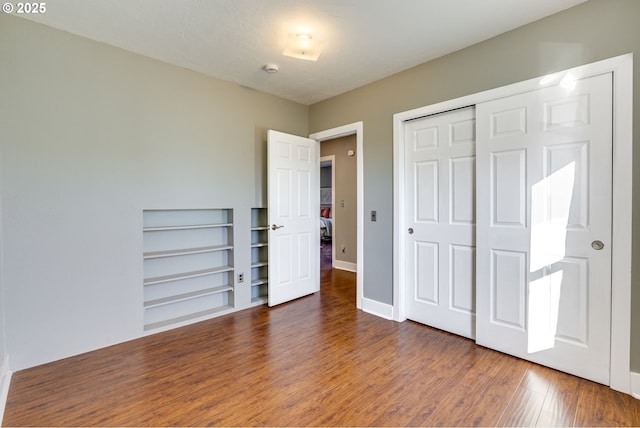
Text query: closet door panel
476 73 613 385
404 106 476 339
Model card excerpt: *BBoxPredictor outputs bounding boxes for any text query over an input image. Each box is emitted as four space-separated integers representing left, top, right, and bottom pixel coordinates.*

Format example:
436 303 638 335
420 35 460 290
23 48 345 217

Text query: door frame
310 122 364 309
392 54 633 394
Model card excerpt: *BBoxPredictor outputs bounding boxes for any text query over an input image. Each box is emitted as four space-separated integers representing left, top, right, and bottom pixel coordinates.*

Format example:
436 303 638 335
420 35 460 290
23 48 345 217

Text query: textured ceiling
17 0 588 105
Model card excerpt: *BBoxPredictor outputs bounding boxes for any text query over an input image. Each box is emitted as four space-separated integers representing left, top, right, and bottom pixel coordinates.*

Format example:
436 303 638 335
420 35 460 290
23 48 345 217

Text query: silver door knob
408 228 414 234
271 224 284 231
591 240 604 250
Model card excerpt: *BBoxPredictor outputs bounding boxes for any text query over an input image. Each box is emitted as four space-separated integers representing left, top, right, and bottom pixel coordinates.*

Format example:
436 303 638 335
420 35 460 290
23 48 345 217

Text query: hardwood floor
4 257 640 426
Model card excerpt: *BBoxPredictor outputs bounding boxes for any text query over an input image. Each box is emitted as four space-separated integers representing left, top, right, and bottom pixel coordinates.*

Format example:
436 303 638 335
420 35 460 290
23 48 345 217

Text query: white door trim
310 122 364 309
392 54 633 394
0 354 11 427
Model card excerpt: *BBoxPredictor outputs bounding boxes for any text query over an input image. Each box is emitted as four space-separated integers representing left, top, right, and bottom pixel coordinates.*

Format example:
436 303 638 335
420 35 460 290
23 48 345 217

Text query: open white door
267 130 320 306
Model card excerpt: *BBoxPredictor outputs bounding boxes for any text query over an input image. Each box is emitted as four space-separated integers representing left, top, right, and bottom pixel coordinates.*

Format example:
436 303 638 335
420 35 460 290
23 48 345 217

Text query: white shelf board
250 242 268 248
251 261 268 269
251 278 268 287
144 244 233 259
251 226 270 231
144 305 233 331
144 266 233 286
250 296 267 306
144 285 233 309
143 223 233 232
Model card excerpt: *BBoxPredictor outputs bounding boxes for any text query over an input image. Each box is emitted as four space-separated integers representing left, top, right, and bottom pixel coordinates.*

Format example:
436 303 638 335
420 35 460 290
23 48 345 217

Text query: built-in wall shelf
250 208 269 305
144 305 233 332
251 261 268 268
144 285 233 309
144 244 233 259
143 209 234 331
143 223 233 232
143 266 234 286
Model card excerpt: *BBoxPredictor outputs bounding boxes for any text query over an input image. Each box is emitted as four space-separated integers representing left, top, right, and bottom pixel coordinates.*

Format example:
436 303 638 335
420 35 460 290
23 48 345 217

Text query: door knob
591 240 604 250
271 224 284 231
408 228 414 234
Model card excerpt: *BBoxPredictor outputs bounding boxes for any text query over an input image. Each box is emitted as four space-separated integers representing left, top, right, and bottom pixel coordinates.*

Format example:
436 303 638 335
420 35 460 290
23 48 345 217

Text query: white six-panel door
402 73 613 384
475 73 613 384
267 130 320 307
404 107 476 339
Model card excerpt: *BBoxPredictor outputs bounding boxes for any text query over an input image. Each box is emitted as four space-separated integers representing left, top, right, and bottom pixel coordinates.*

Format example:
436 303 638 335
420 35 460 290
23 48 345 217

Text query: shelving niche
250 208 268 305
143 209 234 331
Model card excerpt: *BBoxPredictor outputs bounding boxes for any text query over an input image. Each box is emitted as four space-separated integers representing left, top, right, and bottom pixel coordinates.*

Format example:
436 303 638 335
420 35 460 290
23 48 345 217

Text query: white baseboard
631 371 640 400
0 354 12 426
333 260 357 272
362 297 394 320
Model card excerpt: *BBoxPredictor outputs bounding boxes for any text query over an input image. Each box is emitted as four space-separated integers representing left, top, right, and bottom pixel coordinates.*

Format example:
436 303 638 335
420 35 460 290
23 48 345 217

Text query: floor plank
4 254 640 426
575 380 640 427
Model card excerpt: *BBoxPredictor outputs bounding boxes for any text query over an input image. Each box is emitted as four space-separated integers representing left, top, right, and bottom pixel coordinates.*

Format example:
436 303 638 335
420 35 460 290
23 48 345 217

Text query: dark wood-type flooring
4 244 640 426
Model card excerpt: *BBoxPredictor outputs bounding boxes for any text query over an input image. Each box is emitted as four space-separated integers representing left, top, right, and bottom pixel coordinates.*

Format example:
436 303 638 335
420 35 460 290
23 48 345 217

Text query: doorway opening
320 135 357 273
310 122 364 309
320 156 335 271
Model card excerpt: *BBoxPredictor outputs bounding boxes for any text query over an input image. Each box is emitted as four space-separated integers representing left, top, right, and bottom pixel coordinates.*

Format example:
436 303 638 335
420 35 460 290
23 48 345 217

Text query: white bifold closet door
404 107 476 339
475 73 613 385
404 73 613 385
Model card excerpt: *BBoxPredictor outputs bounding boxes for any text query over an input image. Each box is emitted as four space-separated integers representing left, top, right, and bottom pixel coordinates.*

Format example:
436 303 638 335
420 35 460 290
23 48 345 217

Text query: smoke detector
263 64 279 73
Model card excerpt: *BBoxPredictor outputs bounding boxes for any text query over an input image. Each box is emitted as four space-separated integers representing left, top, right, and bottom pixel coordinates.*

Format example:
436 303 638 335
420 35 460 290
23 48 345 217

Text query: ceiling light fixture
283 33 321 61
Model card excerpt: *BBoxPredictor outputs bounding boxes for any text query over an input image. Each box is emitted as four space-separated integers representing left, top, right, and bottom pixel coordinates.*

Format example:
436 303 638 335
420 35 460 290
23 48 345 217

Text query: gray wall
0 14 308 370
309 0 640 370
321 135 357 265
